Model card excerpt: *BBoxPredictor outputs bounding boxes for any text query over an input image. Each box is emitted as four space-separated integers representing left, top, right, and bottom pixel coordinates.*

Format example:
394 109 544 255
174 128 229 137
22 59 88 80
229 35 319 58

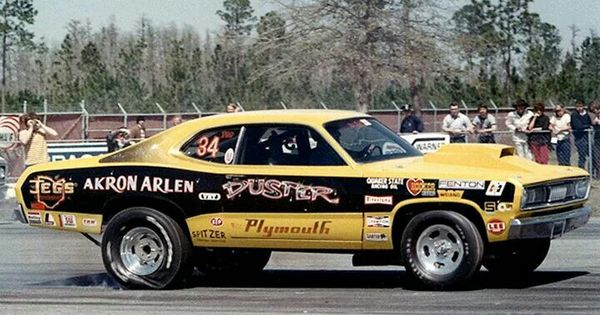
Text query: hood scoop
423 144 529 170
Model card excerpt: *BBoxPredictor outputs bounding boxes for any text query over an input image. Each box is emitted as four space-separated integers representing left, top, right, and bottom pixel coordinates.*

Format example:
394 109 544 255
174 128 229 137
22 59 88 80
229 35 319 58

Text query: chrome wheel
415 224 464 276
119 227 165 276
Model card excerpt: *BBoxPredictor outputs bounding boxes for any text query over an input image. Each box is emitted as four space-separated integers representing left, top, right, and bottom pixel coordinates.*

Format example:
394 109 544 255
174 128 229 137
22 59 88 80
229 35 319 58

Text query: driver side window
238 125 344 166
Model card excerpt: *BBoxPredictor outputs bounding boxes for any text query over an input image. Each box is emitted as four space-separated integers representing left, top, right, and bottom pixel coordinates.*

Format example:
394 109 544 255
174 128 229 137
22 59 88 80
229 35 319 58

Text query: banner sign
48 142 107 162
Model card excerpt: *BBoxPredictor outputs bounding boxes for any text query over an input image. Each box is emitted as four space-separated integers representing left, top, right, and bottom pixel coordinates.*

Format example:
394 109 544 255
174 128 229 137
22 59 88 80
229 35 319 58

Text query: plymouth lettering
245 219 331 237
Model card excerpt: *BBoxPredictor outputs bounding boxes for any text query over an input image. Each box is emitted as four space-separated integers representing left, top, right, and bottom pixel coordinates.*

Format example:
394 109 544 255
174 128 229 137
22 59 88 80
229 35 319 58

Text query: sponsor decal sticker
364 195 393 205
244 219 331 237
29 176 75 209
498 202 513 212
484 202 513 213
365 233 388 242
484 202 496 213
44 213 56 226
82 218 97 227
366 216 390 228
486 181 506 196
198 192 221 201
366 177 404 189
406 178 436 196
192 229 226 241
439 180 485 190
437 189 464 199
60 214 77 228
223 179 339 204
27 211 42 225
210 217 223 227
83 176 194 194
413 140 445 153
487 219 506 234
224 148 235 164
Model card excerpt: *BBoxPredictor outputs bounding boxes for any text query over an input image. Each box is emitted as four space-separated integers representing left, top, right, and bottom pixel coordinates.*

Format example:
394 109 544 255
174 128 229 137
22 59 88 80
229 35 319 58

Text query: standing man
399 104 424 133
472 104 497 143
442 102 473 143
549 104 571 166
18 112 58 167
571 100 592 169
129 116 146 141
505 99 533 160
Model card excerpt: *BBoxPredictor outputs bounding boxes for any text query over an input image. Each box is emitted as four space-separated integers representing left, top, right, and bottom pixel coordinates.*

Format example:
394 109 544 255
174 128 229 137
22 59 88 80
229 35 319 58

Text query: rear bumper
13 204 27 224
507 206 592 240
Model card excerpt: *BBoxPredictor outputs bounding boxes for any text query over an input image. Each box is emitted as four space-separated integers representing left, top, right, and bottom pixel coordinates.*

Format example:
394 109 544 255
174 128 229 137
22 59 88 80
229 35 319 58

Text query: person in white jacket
505 99 533 160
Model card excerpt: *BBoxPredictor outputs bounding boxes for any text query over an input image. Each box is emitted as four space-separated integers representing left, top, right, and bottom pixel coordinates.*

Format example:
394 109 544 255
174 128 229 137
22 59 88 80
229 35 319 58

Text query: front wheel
400 211 484 289
101 207 192 289
483 238 550 275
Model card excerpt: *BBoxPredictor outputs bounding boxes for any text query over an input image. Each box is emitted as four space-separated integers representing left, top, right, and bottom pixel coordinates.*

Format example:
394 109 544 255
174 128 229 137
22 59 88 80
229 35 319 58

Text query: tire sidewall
102 207 191 289
400 211 483 288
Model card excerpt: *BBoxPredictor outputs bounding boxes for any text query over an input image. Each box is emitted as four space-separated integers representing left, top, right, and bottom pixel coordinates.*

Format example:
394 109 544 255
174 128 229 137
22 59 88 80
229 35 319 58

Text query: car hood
361 144 588 186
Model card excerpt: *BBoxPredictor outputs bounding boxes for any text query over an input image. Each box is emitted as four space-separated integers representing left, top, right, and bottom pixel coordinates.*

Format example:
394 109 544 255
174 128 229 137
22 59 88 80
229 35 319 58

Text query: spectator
226 103 241 113
589 101 600 178
171 115 183 127
442 102 473 143
550 104 572 166
18 112 58 167
399 104 424 133
571 100 592 169
505 99 533 160
129 116 146 141
472 104 496 143
527 102 551 164
106 127 131 153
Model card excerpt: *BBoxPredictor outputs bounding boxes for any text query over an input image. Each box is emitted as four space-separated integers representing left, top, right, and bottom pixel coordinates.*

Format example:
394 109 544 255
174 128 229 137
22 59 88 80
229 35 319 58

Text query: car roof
193 109 368 126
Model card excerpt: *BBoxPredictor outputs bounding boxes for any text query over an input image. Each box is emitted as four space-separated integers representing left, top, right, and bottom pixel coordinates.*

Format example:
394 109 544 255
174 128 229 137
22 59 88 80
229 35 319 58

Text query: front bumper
13 204 27 224
507 206 592 240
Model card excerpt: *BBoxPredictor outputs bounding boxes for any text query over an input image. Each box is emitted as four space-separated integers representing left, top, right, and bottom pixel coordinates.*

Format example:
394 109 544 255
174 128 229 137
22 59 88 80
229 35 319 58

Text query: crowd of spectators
399 99 600 176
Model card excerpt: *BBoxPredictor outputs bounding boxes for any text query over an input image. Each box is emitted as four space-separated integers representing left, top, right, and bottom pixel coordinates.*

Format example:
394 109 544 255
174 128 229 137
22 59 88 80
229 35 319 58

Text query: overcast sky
31 0 600 53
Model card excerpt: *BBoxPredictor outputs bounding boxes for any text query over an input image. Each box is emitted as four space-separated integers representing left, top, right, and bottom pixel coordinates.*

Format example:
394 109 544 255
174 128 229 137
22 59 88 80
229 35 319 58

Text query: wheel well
102 196 190 236
392 202 488 246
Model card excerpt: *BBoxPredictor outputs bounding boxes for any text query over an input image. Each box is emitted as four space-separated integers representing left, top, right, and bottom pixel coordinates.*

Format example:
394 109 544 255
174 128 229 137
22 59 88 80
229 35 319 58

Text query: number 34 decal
196 136 220 158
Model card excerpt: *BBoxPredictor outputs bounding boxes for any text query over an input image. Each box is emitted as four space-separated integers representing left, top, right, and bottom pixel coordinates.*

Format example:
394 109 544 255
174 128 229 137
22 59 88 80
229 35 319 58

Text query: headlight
575 178 590 198
0 166 5 179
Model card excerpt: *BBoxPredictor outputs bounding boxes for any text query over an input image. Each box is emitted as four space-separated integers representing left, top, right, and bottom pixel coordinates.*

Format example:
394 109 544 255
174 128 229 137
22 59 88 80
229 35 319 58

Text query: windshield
324 117 422 163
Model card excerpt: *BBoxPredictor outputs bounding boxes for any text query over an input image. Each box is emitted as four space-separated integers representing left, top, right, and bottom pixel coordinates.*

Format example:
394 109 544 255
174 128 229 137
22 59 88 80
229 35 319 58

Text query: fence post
589 128 594 175
235 102 245 112
319 101 329 110
391 101 402 133
80 100 89 140
489 99 498 117
23 100 27 113
429 101 438 132
280 101 288 110
191 102 202 118
43 99 48 125
117 103 128 127
155 102 167 130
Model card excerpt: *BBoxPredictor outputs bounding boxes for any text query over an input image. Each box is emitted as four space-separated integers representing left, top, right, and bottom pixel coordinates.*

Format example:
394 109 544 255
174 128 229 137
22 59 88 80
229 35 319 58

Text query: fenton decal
222 179 339 204
245 219 331 237
83 176 194 194
439 180 485 190
29 176 75 209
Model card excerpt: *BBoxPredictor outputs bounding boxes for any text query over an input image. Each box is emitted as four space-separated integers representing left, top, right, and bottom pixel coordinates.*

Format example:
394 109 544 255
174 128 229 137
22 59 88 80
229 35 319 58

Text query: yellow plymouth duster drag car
14 110 592 289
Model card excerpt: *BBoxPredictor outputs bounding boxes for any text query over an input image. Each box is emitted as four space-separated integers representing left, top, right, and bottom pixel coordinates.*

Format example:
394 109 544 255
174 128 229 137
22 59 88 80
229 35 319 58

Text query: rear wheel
400 211 484 289
101 207 192 289
483 238 550 275
195 248 271 277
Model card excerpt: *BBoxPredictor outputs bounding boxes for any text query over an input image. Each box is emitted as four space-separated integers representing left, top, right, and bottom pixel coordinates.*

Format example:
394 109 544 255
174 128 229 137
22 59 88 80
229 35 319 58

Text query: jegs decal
29 176 75 209
222 179 339 204
83 176 194 194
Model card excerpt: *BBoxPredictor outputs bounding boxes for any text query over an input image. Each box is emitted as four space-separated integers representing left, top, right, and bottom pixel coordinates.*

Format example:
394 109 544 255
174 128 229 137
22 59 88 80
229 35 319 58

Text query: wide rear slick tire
101 207 192 289
483 238 551 276
400 211 484 289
